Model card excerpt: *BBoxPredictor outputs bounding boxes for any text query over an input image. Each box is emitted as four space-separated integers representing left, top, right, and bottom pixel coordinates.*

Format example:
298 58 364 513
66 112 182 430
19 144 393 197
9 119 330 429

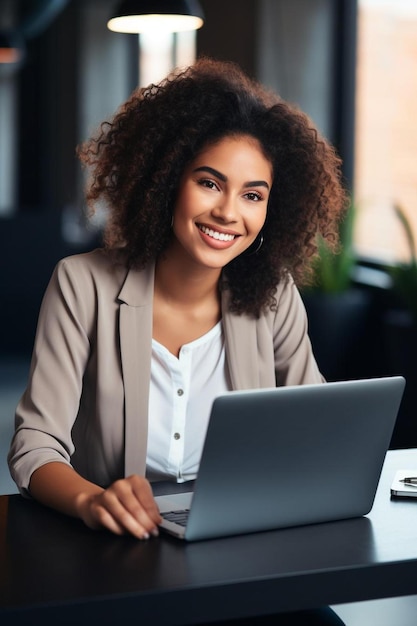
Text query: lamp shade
107 0 204 33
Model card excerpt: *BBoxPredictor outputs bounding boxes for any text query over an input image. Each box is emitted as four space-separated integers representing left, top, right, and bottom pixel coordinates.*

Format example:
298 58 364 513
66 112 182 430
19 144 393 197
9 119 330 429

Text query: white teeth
199 225 235 242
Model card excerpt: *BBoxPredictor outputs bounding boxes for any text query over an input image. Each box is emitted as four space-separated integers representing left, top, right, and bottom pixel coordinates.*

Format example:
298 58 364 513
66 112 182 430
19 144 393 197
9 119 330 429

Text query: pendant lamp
107 0 205 33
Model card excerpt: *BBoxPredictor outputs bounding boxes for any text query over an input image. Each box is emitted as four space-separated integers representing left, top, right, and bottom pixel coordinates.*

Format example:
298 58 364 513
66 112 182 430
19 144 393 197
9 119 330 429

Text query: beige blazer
8 249 323 494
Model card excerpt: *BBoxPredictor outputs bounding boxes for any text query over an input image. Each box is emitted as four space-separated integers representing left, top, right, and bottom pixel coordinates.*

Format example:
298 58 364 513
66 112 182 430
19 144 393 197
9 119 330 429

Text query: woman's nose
211 195 238 222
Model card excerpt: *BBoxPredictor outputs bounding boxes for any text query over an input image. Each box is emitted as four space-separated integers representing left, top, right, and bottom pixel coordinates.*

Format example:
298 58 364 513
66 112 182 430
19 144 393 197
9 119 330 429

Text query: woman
9 57 346 554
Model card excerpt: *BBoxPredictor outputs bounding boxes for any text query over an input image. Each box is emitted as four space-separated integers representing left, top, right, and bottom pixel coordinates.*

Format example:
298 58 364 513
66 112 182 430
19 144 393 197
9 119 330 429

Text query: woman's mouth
197 224 237 242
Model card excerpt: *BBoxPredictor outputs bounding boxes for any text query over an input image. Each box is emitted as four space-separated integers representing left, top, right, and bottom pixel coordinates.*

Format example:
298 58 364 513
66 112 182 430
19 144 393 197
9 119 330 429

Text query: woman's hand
77 475 162 540
30 464 162 540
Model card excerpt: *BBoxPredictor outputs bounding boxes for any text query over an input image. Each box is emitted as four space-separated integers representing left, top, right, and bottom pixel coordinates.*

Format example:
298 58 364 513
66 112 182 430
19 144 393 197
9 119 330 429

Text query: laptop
154 376 405 541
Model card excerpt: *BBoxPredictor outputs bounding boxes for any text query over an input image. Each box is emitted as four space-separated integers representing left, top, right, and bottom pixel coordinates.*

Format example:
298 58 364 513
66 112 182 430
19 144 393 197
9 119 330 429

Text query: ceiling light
107 0 204 34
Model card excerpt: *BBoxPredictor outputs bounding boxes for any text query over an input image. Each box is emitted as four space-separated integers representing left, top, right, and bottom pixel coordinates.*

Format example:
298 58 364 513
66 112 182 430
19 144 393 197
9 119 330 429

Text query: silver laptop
154 376 405 541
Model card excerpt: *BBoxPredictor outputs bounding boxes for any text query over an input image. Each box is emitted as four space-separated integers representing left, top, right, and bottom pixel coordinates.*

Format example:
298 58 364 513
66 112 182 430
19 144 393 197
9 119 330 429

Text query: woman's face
170 134 273 270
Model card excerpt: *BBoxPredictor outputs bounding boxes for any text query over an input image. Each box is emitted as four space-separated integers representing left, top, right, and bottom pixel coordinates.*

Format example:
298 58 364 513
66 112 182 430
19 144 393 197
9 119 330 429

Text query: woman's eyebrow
193 166 227 181
243 180 270 190
193 166 270 189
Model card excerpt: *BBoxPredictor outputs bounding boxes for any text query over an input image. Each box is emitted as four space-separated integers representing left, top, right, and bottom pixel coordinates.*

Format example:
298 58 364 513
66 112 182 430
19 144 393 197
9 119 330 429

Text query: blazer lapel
118 264 155 477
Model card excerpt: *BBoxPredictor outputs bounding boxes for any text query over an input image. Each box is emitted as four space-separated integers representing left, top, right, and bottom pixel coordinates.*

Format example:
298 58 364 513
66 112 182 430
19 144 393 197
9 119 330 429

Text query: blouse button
177 388 184 396
174 432 181 440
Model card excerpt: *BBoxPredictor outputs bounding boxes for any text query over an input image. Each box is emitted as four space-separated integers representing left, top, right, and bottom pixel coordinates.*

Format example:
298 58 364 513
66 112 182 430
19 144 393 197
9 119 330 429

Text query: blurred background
0 2 417 621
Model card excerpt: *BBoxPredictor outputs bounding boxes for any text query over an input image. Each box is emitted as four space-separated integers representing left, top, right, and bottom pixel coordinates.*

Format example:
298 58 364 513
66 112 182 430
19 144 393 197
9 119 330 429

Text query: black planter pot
383 309 417 448
302 288 371 382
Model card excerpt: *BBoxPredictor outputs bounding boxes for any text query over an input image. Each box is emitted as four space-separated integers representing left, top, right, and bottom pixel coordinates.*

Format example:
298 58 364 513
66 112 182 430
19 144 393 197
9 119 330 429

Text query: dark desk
1 449 417 625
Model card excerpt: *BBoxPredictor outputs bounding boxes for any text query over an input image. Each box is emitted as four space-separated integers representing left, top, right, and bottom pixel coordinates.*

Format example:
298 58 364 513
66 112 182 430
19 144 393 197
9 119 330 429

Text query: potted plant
388 204 417 323
302 201 371 381
383 204 417 447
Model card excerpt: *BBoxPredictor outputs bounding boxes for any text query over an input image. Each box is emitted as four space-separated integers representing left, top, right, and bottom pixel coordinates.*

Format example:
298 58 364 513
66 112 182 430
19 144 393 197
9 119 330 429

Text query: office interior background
0 1 417 622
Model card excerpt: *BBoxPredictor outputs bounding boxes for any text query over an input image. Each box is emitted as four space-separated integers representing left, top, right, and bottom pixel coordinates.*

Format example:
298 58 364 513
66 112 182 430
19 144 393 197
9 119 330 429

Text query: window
354 0 417 263
139 30 196 87
0 67 18 216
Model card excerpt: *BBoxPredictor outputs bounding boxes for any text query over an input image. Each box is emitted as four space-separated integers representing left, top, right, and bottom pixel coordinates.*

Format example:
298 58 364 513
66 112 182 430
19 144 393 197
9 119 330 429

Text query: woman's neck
154 249 222 309
153 251 222 356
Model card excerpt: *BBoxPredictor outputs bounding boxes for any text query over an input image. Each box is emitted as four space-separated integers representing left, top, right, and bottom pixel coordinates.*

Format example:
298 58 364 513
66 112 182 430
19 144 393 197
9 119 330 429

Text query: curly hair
77 57 348 317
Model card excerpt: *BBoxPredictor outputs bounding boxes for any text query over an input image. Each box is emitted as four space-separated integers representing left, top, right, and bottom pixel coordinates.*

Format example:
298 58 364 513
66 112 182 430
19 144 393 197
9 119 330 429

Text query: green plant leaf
394 205 417 262
307 201 356 294
390 205 417 322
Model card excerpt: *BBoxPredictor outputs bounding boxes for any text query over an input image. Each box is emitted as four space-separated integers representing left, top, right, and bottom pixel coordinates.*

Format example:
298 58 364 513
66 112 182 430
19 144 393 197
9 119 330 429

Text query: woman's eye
244 192 262 202
198 179 218 190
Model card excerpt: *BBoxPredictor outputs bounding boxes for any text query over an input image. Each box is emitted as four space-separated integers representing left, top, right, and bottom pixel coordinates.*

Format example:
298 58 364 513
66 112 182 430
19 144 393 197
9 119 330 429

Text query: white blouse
146 321 231 482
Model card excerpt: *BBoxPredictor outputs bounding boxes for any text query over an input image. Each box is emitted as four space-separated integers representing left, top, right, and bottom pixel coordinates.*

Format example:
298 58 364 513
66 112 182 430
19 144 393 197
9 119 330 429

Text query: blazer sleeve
8 258 91 496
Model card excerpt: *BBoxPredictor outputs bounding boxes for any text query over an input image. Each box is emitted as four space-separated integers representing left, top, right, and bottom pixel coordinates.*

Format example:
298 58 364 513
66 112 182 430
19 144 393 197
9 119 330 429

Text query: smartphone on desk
391 470 417 498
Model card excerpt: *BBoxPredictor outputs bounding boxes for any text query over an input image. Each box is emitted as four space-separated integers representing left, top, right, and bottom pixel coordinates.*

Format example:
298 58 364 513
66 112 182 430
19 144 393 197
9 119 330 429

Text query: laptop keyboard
161 509 190 527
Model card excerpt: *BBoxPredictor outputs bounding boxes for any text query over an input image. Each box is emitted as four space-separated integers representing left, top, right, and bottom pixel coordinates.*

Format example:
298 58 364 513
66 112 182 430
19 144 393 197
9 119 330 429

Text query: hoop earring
245 232 264 256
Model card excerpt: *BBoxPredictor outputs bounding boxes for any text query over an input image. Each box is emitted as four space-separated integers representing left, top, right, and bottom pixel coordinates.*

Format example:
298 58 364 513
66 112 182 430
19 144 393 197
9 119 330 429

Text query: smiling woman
9 57 345 538
8 57 347 625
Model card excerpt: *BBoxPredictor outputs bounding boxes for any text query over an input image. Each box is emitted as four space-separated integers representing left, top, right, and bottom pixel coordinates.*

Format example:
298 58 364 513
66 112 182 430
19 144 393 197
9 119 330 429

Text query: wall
0 0 134 356
257 0 335 140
